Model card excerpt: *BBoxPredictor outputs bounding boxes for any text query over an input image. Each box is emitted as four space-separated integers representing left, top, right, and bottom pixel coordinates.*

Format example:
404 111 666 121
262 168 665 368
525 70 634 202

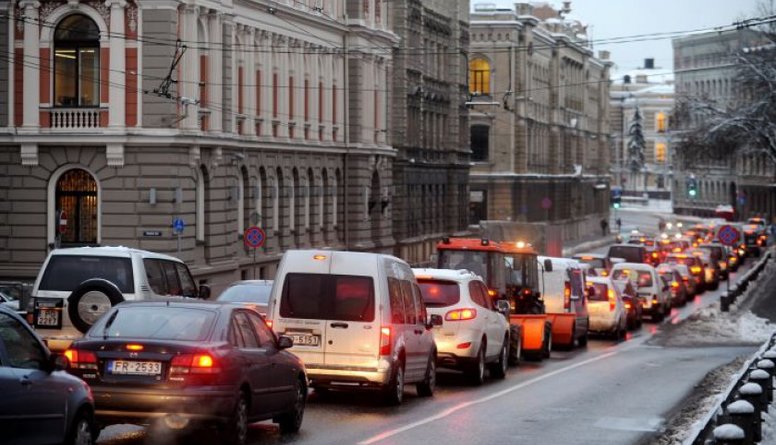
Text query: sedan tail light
624 301 632 310
608 288 616 312
445 308 477 321
652 296 659 306
170 353 220 376
64 349 98 371
690 266 702 274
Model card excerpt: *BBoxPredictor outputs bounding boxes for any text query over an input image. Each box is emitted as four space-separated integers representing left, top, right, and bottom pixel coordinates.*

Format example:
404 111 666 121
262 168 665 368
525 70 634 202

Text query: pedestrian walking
616 217 622 232
600 218 608 236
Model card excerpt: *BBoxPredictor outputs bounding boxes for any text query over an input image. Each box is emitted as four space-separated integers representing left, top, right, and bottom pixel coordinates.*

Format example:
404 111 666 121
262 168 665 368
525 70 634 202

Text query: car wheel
66 410 95 445
488 337 508 379
508 324 522 367
220 391 249 445
467 344 486 386
543 322 552 359
277 378 306 434
68 280 124 334
416 355 436 397
383 361 405 405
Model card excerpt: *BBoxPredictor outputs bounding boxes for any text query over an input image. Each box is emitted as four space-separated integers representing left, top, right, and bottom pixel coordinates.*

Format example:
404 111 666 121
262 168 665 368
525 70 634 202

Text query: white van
610 262 670 321
538 256 590 348
267 250 441 405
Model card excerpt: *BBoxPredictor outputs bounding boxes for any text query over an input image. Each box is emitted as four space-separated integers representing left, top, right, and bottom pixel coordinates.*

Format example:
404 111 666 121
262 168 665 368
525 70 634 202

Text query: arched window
54 14 100 107
469 58 491 96
56 168 97 245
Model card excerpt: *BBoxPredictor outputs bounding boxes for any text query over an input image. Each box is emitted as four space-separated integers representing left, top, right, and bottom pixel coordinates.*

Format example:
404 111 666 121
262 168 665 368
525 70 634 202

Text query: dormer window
54 14 100 107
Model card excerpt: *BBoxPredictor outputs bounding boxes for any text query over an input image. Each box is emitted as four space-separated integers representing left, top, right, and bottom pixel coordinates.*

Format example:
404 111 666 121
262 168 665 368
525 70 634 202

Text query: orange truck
436 238 553 361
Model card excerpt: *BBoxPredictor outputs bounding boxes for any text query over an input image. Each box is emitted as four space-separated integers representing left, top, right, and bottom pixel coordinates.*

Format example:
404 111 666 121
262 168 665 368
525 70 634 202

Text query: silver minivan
267 250 441 405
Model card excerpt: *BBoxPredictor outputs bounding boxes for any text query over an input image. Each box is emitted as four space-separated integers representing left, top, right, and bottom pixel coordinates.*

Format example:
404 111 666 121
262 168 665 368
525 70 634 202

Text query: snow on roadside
653 308 774 348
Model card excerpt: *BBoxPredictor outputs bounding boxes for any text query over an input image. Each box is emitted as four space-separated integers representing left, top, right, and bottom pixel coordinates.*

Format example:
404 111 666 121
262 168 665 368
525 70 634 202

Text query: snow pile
763 409 776 443
652 307 774 348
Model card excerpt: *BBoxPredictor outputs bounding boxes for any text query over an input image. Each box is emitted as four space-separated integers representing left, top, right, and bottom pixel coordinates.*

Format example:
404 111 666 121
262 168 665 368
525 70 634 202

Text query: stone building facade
389 0 470 265
0 0 397 293
672 29 765 217
467 3 611 242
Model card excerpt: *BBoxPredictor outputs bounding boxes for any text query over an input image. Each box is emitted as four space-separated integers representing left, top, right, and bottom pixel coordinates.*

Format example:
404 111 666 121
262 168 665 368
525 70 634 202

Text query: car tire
508 324 522 367
66 409 95 445
383 360 405 406
220 391 249 445
277 378 306 434
416 355 436 397
488 337 508 379
467 344 486 386
68 280 124 334
543 321 552 359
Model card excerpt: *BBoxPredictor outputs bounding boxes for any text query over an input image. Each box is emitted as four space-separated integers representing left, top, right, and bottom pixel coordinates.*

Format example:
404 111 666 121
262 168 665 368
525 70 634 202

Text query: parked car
610 262 670 321
217 280 274 317
572 253 614 277
66 301 307 443
267 250 441 405
413 268 512 385
0 305 96 445
29 247 210 351
611 279 643 330
585 276 627 340
656 264 688 307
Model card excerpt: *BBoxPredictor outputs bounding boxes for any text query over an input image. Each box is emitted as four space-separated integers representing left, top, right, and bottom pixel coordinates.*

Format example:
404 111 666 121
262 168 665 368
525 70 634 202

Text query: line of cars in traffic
2 217 765 444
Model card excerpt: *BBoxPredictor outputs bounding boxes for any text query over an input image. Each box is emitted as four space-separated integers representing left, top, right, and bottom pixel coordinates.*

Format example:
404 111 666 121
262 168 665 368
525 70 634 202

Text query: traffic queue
0 217 765 445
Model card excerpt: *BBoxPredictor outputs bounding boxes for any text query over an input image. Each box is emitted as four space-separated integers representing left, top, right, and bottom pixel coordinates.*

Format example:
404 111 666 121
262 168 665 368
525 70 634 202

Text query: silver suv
30 246 209 349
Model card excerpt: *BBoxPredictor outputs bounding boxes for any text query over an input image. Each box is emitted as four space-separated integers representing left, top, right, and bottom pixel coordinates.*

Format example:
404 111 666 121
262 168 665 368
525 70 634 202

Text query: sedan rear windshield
279 273 375 322
93 307 216 341
607 246 644 263
417 279 461 307
611 269 653 288
218 284 272 304
39 255 134 293
588 283 609 302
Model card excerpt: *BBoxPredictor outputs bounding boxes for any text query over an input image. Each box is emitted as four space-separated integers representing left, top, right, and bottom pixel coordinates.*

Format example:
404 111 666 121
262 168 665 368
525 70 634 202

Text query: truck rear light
170 353 220 375
671 281 679 289
445 308 477 321
564 282 571 310
265 319 273 329
380 327 392 356
608 288 616 312
64 349 98 371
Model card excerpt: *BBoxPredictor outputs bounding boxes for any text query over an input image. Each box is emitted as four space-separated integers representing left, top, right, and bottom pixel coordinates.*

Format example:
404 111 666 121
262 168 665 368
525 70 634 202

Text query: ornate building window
56 168 97 245
470 125 490 161
54 14 100 107
469 58 491 96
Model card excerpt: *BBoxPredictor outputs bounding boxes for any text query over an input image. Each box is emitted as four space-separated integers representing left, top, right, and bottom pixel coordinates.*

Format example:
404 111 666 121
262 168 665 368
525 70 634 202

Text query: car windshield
218 284 272 304
39 255 135 293
438 250 488 280
417 279 461 307
93 306 216 341
279 273 375 322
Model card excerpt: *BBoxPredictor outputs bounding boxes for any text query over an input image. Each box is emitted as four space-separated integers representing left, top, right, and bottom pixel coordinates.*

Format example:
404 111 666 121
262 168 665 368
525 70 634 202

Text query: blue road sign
717 224 740 246
244 226 266 249
172 218 185 234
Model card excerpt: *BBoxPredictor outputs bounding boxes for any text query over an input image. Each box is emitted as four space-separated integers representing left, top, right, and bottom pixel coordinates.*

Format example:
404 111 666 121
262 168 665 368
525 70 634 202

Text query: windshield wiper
102 309 119 340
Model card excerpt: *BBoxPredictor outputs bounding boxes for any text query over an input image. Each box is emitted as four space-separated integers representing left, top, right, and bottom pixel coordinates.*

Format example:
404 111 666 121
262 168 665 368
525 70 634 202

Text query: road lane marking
359 345 639 445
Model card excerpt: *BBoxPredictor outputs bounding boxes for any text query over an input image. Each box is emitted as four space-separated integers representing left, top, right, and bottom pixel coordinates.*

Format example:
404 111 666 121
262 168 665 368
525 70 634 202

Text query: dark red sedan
66 301 307 444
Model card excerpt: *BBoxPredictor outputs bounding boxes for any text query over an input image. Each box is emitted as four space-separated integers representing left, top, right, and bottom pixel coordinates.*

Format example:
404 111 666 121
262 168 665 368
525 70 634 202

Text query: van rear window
588 283 609 301
279 273 375 322
39 255 134 293
607 246 644 263
417 279 460 307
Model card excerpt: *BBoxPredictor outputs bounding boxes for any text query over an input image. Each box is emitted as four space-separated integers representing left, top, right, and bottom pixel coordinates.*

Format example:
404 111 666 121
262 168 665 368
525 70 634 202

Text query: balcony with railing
45 107 107 131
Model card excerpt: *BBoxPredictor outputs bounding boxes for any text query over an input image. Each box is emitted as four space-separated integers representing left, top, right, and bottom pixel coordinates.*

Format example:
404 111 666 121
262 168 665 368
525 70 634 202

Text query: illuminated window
656 112 667 133
655 142 666 163
54 15 100 107
469 59 491 96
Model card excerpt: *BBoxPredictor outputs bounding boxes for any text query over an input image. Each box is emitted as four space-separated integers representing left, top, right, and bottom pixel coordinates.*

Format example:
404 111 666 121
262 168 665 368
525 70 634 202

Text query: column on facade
207 10 223 132
179 4 199 130
257 31 269 133
244 27 256 136
277 35 289 138
106 0 126 128
310 46 320 137
20 0 40 128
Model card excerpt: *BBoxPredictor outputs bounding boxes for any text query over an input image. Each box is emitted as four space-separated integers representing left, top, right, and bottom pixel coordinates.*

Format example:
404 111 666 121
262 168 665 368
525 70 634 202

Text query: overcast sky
483 0 766 76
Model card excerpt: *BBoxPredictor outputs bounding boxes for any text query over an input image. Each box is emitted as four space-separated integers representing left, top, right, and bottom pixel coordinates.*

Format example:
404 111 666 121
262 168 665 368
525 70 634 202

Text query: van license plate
36 308 60 327
108 360 162 375
289 333 320 347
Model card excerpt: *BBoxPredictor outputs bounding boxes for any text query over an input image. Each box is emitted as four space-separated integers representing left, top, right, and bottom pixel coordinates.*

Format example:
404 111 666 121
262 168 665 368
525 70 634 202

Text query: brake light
652 296 658 306
265 319 273 329
380 327 391 356
625 301 632 310
564 282 571 310
126 344 144 351
652 252 659 259
487 289 498 297
608 288 616 312
445 308 477 321
690 266 701 274
682 276 689 282
601 270 609 277
170 353 220 375
671 281 679 289
64 349 98 370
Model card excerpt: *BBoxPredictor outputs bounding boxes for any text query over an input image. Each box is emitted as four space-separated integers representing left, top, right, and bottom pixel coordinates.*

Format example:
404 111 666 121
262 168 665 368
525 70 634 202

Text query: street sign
717 224 741 246
244 226 266 249
143 230 163 237
172 218 185 234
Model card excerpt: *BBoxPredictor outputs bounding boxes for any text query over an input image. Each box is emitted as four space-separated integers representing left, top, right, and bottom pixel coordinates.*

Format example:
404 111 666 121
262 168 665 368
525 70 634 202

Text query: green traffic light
613 203 621 209
689 189 697 197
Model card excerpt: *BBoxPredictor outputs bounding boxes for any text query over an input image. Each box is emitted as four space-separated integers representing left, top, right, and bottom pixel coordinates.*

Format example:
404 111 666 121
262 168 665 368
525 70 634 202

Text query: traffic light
687 177 697 198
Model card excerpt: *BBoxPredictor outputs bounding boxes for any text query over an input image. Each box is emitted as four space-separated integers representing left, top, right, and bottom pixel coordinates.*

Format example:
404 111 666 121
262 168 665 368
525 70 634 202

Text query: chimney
514 2 534 16
598 50 610 61
644 58 655 69
562 1 572 15
623 75 632 84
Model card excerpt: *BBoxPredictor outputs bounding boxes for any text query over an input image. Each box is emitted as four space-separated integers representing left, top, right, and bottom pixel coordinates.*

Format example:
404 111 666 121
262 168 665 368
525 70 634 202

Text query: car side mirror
427 314 443 329
48 352 69 372
496 299 511 316
277 335 294 350
543 259 553 272
198 284 211 300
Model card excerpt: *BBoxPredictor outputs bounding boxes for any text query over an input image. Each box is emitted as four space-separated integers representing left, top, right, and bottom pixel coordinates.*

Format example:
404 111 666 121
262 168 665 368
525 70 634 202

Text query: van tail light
624 301 632 310
379 327 392 356
265 319 273 329
445 308 477 321
608 288 616 312
487 289 498 298
690 266 702 274
564 282 571 310
64 349 98 371
652 296 659 306
170 353 220 376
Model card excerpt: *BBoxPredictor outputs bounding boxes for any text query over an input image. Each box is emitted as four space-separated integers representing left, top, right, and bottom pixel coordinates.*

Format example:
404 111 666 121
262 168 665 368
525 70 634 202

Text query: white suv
30 246 209 350
413 268 512 385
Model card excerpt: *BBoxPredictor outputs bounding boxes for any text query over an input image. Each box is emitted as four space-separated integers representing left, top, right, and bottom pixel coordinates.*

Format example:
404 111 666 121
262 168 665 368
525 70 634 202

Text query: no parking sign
717 224 741 246
244 226 266 249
